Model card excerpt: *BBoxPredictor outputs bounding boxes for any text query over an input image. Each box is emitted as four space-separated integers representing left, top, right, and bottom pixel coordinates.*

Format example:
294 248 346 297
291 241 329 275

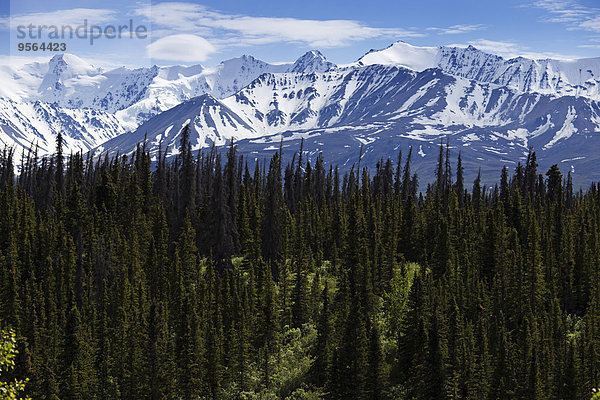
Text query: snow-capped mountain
97 94 258 160
289 50 336 73
2 41 600 184
96 63 600 185
358 41 600 100
0 97 125 157
0 52 295 158
2 53 294 126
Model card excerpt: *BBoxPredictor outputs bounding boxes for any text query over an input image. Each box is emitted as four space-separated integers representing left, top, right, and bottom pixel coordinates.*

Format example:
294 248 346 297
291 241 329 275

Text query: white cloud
0 8 117 30
580 16 600 32
427 24 485 35
208 16 417 47
465 39 578 60
534 0 593 22
533 0 600 31
135 2 423 48
467 39 521 55
516 51 580 61
135 3 207 33
531 1 600 50
147 34 216 62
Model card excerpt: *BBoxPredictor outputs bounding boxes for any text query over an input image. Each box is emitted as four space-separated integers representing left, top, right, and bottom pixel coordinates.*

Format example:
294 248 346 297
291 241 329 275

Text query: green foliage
382 263 418 338
0 329 30 400
269 325 317 398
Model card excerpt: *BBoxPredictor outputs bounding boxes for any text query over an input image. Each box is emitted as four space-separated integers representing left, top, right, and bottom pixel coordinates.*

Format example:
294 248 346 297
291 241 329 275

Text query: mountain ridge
1 41 599 184
94 63 600 185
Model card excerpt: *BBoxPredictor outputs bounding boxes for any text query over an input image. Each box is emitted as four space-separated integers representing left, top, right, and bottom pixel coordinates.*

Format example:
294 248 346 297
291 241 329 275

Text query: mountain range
1 41 599 185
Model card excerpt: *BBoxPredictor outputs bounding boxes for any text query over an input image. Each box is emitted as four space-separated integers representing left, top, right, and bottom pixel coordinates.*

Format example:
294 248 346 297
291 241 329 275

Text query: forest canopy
0 133 599 400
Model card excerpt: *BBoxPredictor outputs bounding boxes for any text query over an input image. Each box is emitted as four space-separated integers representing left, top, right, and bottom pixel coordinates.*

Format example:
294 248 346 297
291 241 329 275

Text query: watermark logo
8 0 153 67
15 19 148 46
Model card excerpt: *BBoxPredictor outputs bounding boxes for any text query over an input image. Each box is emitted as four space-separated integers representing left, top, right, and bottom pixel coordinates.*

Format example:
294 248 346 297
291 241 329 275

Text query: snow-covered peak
357 41 438 71
289 50 336 73
38 53 102 97
218 55 272 74
211 54 291 80
356 41 496 72
157 64 205 80
202 54 289 99
46 53 101 77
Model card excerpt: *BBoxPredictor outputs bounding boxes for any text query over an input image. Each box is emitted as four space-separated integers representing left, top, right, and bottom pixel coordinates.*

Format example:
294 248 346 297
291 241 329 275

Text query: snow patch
544 106 577 149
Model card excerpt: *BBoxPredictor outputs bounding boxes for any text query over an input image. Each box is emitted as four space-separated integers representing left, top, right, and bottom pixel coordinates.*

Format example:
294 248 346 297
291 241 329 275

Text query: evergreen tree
1 140 600 400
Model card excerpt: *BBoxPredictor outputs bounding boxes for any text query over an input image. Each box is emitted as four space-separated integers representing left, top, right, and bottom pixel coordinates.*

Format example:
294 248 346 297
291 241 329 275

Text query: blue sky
1 0 599 67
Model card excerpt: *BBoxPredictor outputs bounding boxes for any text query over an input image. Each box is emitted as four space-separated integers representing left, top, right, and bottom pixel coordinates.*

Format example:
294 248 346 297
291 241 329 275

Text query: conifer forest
2 129 600 400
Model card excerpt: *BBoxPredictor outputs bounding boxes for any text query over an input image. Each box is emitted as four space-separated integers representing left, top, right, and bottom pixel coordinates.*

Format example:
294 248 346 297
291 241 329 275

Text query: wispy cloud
580 16 600 32
427 24 485 35
527 1 600 51
0 8 118 30
464 38 579 60
578 43 600 49
466 39 520 55
135 2 423 49
532 0 600 31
